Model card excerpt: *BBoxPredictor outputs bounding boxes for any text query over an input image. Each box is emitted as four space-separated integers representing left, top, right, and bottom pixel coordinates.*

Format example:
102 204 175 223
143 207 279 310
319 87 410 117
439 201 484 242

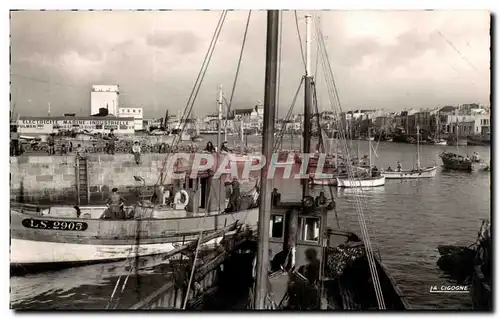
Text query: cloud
146 30 201 54
9 10 490 118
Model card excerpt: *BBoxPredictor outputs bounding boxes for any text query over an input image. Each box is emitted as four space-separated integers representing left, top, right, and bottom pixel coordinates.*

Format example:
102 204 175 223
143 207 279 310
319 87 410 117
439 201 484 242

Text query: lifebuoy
174 190 189 206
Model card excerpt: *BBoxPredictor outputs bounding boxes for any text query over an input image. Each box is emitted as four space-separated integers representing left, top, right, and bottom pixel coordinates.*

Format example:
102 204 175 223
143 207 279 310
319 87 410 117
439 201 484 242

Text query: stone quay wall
10 154 171 204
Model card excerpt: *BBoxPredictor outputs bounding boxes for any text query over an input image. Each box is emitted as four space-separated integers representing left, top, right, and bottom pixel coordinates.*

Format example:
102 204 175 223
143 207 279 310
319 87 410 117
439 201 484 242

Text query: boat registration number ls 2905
22 219 88 231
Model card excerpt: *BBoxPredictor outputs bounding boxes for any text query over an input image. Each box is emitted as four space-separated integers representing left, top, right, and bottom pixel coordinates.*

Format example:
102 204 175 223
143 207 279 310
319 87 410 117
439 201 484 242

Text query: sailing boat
252 11 408 310
382 124 437 179
432 110 447 145
336 128 385 187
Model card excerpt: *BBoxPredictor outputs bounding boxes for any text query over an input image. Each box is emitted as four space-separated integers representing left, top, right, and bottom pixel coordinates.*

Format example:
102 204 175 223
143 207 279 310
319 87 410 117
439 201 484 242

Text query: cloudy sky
10 10 490 118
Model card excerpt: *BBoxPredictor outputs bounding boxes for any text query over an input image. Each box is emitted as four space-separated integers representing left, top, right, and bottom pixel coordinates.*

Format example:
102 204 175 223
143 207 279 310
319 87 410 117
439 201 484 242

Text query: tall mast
240 119 244 153
435 110 439 140
224 100 228 142
164 109 169 129
254 10 279 310
302 14 312 198
217 85 223 152
455 106 459 152
368 128 372 177
416 124 420 170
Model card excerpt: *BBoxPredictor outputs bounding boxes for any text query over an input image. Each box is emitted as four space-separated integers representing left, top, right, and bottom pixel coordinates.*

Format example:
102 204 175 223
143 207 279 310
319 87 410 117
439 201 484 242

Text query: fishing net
323 244 366 278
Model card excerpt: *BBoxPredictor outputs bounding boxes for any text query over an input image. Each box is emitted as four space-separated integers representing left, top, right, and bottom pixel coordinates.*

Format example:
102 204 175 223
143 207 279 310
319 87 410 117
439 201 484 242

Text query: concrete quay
10 154 170 204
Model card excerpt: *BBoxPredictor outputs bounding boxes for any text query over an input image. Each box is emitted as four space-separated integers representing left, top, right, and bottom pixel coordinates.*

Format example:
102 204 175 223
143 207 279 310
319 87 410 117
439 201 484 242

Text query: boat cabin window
299 217 320 243
269 214 284 239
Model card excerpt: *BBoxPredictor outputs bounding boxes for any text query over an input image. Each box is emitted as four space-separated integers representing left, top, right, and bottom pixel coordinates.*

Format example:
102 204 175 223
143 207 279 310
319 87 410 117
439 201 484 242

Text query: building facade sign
17 117 135 134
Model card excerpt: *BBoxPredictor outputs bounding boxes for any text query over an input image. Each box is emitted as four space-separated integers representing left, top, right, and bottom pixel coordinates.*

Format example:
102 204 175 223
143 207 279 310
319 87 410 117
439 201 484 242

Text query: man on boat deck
221 141 230 152
228 177 241 211
396 161 402 172
107 188 125 219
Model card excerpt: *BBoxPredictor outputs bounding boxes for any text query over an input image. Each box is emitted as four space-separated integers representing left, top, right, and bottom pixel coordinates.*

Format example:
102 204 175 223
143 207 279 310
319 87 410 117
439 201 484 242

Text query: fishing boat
250 12 408 310
382 124 437 179
10 172 260 272
439 152 473 171
10 88 260 273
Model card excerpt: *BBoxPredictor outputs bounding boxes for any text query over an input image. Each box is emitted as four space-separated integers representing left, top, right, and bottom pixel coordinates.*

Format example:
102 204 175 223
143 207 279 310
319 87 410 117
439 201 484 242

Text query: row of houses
341 104 491 138
143 102 490 139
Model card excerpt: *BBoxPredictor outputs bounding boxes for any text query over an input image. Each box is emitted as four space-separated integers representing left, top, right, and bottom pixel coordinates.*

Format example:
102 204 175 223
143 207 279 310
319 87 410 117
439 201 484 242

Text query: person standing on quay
47 133 55 155
10 125 19 156
132 141 141 165
107 129 116 155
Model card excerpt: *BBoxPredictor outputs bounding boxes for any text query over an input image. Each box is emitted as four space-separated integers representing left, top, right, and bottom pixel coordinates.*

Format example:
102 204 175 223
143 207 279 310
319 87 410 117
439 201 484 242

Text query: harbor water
10 136 491 310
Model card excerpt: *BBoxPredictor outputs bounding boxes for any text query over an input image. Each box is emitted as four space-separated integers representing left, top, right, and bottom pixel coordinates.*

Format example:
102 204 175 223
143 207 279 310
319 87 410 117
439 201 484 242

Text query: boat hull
10 208 259 266
382 166 437 179
433 141 447 146
311 178 337 186
471 265 492 310
447 138 468 146
440 156 473 171
336 176 385 188
11 237 223 265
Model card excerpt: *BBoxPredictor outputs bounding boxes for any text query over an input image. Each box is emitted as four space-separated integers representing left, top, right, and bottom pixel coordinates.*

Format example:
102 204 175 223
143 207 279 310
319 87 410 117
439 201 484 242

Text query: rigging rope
271 10 283 193
294 10 307 73
313 15 386 309
225 10 252 140
274 77 304 151
105 11 228 309
184 9 254 307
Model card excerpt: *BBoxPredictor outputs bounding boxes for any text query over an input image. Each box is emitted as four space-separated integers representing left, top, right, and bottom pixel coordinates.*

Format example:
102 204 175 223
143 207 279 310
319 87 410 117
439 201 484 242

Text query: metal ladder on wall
75 156 90 205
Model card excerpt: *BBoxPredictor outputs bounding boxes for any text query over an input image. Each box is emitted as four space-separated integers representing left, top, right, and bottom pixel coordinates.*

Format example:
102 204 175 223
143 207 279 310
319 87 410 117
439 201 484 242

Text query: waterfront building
90 85 119 116
118 107 144 131
374 116 393 132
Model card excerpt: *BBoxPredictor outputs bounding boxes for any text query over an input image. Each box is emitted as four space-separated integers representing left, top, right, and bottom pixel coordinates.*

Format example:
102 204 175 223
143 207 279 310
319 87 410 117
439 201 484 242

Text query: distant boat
447 137 468 146
336 175 385 188
440 109 474 171
383 167 437 179
433 139 447 146
382 124 438 179
336 129 385 188
432 111 447 145
439 152 473 171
